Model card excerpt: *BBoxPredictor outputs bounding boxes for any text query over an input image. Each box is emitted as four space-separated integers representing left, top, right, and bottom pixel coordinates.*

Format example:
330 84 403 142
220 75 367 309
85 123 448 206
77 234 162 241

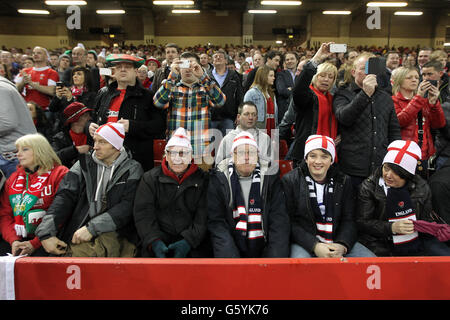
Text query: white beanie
304 135 336 163
95 122 125 150
231 131 259 154
165 127 192 151
382 140 421 175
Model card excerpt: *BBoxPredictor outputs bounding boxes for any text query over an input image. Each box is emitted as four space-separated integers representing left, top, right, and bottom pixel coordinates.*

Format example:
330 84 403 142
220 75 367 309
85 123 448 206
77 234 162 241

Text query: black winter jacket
86 80 166 171
356 167 433 256
333 82 401 178
281 161 357 253
207 160 290 258
133 162 209 257
291 61 326 162
208 69 244 121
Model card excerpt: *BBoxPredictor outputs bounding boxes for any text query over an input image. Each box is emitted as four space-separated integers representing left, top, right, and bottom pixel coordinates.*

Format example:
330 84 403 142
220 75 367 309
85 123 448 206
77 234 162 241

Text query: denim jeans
290 242 377 258
0 154 18 178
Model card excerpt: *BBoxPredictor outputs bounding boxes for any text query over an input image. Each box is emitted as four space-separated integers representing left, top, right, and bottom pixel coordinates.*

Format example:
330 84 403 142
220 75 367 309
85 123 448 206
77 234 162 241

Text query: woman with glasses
133 128 211 258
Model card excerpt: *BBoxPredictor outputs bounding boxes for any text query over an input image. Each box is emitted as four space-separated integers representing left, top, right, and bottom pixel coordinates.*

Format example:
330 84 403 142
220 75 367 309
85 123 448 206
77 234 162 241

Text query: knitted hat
145 57 161 68
106 54 144 68
165 127 192 151
231 131 259 154
63 102 92 125
95 122 125 150
382 140 421 175
88 50 98 60
59 53 71 62
304 135 336 163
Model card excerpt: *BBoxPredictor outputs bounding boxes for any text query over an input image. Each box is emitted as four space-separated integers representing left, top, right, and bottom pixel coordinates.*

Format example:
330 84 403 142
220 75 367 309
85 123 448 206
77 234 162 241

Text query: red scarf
69 129 87 147
71 86 86 99
310 85 337 140
161 158 198 185
266 96 275 137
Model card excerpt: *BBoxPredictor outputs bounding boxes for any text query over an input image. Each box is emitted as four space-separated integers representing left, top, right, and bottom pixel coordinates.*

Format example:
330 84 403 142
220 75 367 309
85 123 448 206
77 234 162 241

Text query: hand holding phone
179 60 190 69
329 44 347 53
365 57 386 76
423 79 438 98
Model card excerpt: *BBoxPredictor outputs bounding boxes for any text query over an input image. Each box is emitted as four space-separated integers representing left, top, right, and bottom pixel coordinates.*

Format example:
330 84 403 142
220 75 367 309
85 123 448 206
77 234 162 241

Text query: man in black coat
276 51 299 121
207 131 290 258
86 54 166 172
333 52 401 188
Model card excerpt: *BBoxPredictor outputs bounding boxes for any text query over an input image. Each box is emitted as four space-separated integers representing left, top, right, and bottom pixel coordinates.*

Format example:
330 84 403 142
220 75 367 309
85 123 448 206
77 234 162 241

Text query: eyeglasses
234 150 258 158
167 150 191 158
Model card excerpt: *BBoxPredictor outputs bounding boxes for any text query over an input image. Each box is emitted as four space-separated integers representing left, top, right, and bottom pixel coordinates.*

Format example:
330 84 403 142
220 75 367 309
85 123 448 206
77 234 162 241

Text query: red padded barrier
14 257 450 300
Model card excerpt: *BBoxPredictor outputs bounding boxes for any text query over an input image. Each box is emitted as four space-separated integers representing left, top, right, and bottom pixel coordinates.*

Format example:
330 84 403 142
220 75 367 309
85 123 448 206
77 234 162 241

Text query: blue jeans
211 119 235 138
0 154 18 178
290 242 377 258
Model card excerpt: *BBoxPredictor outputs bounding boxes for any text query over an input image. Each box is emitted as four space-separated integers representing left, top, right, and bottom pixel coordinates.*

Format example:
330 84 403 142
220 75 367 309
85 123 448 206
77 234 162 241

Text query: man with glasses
215 101 271 164
134 127 211 258
87 54 165 171
207 131 290 258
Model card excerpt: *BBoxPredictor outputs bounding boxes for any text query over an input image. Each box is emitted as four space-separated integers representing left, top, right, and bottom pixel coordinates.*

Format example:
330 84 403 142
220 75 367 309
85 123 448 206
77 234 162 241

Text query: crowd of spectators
0 39 449 259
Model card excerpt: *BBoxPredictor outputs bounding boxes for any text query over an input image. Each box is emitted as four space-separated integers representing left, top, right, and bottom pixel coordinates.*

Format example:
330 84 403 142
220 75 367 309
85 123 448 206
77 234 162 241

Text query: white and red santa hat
382 140 422 175
231 131 259 154
304 135 336 163
95 122 125 150
165 127 192 151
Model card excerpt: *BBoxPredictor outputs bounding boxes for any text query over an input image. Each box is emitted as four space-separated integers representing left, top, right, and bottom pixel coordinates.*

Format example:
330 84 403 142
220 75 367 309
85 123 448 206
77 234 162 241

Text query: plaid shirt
153 71 226 156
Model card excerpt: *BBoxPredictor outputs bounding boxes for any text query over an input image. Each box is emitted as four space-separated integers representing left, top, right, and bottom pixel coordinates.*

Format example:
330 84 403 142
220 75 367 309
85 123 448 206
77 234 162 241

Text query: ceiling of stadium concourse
0 0 447 16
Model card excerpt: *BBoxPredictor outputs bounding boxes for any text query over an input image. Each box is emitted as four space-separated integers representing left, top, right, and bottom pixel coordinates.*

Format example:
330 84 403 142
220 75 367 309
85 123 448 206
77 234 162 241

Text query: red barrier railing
14 256 450 300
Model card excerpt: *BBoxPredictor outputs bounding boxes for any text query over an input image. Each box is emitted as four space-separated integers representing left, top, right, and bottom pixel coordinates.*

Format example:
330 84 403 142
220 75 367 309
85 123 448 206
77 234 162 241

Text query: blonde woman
391 66 445 164
243 65 278 135
291 42 338 162
0 134 68 256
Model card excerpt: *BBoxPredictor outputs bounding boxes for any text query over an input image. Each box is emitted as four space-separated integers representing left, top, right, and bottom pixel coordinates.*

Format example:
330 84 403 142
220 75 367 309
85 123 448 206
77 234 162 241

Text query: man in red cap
87 53 166 171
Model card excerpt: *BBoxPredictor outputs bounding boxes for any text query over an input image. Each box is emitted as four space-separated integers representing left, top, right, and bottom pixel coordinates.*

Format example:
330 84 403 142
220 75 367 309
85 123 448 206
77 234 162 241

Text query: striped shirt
153 71 226 156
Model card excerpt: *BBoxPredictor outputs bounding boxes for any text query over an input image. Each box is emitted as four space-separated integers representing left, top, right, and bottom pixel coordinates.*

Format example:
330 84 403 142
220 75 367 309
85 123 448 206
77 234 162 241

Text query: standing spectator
391 66 445 178
1 50 20 78
276 51 298 121
244 51 281 93
200 53 213 73
417 48 432 76
243 65 278 135
134 128 211 258
291 43 338 163
208 49 244 137
137 64 151 89
16 46 59 113
86 50 98 68
356 140 450 256
208 132 290 258
333 52 401 188
62 46 100 93
378 51 400 95
153 52 226 169
36 123 143 257
56 53 71 80
87 54 166 172
282 135 376 258
151 43 180 94
422 59 448 104
0 134 68 256
49 52 59 70
0 76 37 177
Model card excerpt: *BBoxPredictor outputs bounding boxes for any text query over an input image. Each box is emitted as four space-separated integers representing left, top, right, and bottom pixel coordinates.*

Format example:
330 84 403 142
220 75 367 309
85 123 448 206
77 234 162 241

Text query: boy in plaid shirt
153 52 226 168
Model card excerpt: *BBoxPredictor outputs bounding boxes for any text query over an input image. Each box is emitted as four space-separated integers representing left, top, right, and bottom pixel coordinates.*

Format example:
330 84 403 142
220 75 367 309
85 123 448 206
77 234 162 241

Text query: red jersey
17 66 59 110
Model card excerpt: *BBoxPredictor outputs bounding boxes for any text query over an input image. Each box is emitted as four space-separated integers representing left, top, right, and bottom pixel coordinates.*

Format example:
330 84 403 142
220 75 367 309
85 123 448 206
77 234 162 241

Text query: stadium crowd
0 40 449 258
